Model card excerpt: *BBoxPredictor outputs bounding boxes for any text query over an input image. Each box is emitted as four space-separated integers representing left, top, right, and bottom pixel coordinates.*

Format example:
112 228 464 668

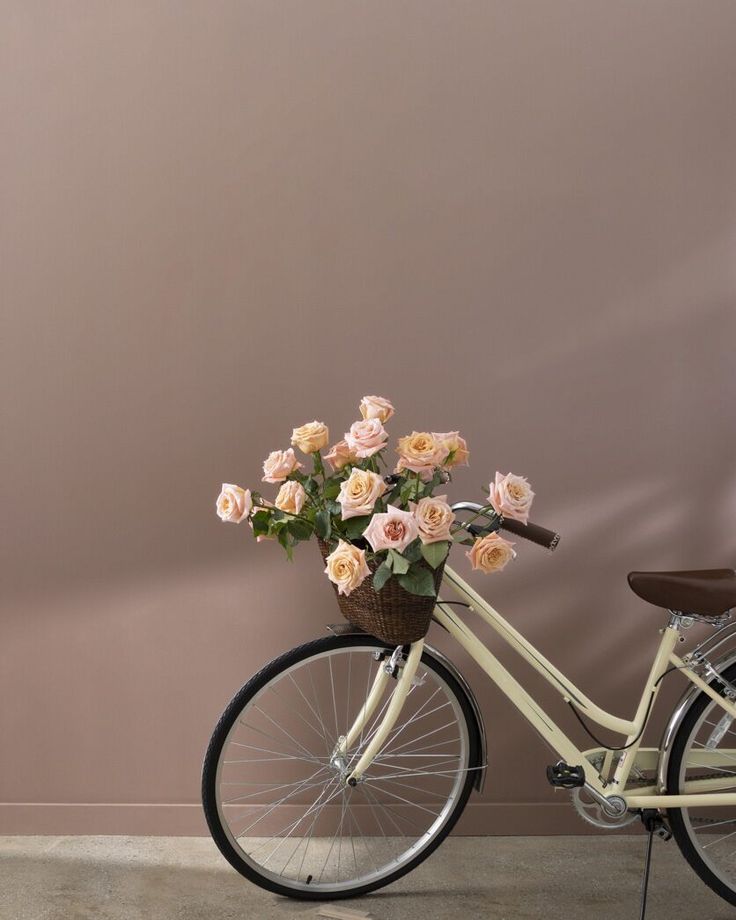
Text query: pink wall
2 1 736 835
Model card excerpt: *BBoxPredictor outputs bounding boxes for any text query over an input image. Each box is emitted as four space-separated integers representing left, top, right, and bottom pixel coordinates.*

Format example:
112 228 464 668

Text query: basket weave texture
318 539 444 644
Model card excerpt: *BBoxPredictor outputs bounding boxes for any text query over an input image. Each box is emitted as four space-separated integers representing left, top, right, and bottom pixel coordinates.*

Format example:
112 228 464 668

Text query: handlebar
451 501 561 552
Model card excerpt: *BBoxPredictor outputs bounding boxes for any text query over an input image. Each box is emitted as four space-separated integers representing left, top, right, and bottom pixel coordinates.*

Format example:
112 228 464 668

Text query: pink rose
467 532 516 573
275 480 306 515
216 484 252 523
359 395 395 423
325 439 357 471
363 505 419 553
488 471 535 524
324 540 370 596
433 431 469 468
344 419 388 458
337 468 387 520
262 448 303 484
410 494 455 544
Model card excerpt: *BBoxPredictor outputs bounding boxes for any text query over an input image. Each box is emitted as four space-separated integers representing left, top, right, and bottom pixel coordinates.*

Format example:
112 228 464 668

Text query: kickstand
638 809 671 920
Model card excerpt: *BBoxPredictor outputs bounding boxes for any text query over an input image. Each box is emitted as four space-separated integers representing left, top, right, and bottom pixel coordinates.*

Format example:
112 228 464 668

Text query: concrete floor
0 835 731 920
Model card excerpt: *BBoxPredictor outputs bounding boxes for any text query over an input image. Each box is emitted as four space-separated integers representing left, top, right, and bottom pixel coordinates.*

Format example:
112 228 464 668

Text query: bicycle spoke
224 742 326 765
252 704 318 762
234 766 328 837
223 772 329 805
307 662 336 748
362 782 442 818
385 721 459 756
328 655 340 741
362 783 427 834
268 680 330 751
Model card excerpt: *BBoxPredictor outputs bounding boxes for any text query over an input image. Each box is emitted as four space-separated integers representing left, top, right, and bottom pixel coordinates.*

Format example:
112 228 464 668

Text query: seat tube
612 623 680 790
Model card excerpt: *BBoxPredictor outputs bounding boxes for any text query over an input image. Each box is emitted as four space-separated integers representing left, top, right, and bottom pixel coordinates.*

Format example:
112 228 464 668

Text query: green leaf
421 540 449 570
399 481 416 505
277 529 294 560
402 539 423 563
250 510 270 537
323 478 341 500
314 509 331 540
398 567 437 597
388 549 410 574
344 515 372 539
287 518 312 541
372 561 393 592
303 476 319 495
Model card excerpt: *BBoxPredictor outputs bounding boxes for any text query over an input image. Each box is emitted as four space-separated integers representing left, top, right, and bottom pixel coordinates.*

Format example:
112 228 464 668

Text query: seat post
667 610 693 631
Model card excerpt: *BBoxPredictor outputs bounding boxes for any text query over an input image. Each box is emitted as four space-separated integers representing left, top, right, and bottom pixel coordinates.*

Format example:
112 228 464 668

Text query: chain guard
570 786 640 830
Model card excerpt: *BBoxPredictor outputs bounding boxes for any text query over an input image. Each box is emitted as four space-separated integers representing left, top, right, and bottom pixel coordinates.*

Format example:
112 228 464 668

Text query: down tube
432 603 604 790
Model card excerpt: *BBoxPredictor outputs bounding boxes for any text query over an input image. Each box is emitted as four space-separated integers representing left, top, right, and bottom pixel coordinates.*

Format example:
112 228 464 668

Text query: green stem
254 499 314 528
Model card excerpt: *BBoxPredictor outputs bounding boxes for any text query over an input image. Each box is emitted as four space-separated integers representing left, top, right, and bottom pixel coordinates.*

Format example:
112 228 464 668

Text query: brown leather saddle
628 569 736 618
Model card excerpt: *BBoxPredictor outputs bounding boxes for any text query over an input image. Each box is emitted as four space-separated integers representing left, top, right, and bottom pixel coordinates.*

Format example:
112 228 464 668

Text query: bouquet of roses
216 395 534 599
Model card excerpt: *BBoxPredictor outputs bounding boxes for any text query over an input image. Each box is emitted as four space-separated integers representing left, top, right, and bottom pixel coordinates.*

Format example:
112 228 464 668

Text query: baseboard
0 801 603 836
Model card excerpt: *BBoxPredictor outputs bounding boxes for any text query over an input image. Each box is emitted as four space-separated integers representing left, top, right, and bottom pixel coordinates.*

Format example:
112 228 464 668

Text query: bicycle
202 501 736 908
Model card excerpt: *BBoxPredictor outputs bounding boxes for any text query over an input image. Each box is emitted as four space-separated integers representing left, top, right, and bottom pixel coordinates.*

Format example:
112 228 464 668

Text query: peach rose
395 431 445 476
359 395 395 423
262 448 303 484
488 471 535 524
216 484 252 523
291 420 329 454
363 505 419 553
275 480 306 515
434 431 469 468
467 532 516 573
410 494 455 544
344 419 388 458
324 540 370 596
325 439 358 471
337 468 387 520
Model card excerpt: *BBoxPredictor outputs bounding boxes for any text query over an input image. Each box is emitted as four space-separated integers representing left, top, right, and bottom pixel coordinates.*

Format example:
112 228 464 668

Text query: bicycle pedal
546 762 585 789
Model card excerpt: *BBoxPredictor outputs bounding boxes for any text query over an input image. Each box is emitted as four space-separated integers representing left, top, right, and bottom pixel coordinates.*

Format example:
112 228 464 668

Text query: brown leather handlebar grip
499 517 561 551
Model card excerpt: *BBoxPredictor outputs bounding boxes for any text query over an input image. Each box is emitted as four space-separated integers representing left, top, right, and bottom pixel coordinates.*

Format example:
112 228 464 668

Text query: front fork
330 640 425 786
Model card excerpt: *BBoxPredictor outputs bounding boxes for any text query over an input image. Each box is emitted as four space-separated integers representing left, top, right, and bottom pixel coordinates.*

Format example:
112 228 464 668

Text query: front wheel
667 661 736 907
202 634 481 900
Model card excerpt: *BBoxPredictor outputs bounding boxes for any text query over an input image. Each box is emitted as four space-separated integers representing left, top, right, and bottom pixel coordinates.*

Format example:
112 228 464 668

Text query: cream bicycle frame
343 565 736 810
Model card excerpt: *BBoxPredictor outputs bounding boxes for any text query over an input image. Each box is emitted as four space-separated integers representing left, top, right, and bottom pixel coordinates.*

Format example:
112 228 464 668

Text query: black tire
666 661 736 908
202 634 481 900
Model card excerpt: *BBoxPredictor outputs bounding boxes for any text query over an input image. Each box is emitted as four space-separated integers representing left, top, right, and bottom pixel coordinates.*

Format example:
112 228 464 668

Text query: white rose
216 483 252 523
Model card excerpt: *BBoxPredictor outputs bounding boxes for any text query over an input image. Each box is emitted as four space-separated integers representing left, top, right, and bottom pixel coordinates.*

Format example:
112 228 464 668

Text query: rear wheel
202 634 481 900
667 661 736 907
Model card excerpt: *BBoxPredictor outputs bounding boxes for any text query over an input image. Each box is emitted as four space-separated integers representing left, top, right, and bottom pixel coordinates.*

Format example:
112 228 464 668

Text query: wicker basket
318 539 444 644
